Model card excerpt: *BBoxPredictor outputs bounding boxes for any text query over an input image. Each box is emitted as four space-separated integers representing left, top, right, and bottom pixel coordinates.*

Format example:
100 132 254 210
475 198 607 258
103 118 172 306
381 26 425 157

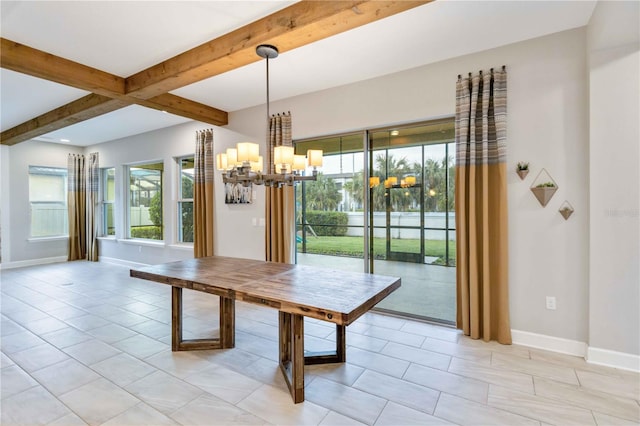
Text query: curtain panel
265 112 295 264
86 152 99 261
194 129 215 258
67 154 86 261
455 68 511 344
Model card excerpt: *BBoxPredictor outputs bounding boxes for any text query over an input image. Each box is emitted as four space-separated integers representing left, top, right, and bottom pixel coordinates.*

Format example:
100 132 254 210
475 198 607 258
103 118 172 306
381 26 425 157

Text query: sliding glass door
295 119 456 324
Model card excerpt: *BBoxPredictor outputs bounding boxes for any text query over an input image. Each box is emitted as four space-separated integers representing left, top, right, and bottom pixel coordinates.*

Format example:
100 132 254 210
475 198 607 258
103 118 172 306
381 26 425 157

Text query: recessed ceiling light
390 130 399 136
60 138 70 143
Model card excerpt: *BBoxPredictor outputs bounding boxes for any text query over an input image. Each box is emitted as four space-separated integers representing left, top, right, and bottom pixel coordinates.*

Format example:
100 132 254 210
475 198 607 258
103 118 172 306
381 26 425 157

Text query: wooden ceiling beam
0 38 228 144
1 38 125 98
1 0 429 145
0 94 128 146
126 0 431 100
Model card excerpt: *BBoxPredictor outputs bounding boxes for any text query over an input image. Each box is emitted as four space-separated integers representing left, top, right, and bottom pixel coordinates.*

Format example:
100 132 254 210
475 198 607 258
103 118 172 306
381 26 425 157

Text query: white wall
587 0 639 366
2 141 84 265
228 28 591 345
85 120 265 265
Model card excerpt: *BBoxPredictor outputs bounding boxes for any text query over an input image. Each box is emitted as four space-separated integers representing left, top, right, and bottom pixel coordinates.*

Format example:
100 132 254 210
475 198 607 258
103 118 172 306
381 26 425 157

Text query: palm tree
343 171 364 210
304 173 342 211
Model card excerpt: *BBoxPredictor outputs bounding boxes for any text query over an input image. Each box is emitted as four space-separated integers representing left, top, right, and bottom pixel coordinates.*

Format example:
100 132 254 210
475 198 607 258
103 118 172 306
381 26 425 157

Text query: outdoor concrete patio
296 254 456 324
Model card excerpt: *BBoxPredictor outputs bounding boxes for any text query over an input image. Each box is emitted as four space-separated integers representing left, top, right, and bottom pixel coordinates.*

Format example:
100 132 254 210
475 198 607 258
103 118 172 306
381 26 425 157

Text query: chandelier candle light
216 44 322 187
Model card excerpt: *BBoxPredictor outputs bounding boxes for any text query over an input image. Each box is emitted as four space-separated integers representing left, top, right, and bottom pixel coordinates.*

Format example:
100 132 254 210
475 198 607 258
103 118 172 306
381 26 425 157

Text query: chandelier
216 44 322 187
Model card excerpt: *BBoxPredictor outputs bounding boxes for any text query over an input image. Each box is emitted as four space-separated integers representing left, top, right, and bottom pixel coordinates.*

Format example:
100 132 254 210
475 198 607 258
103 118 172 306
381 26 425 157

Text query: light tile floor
1 261 638 425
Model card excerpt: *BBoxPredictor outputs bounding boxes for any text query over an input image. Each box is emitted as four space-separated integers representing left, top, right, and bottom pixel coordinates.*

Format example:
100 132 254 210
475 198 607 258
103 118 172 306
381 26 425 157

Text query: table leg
171 286 235 351
304 323 346 365
279 311 305 403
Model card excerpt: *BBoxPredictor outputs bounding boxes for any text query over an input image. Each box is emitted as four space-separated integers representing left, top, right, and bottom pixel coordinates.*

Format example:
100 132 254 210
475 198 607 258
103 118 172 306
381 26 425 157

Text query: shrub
131 226 163 240
303 211 348 236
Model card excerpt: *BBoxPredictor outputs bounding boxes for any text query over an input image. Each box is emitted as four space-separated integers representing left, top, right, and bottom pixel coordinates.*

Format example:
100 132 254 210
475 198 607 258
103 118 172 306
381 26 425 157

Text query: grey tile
435 392 540 425
101 402 178 426
449 357 535 394
111 334 168 359
320 411 367 426
1 364 39 399
59 378 140 425
492 351 579 385
90 353 157 387
88 323 137 344
305 377 387 425
40 326 94 349
1 386 71 425
404 363 489 403
576 369 640 401
237 383 329 425
375 401 455 425
0 330 45 354
363 324 426 347
381 341 451 370
171 392 266 425
125 370 204 415
62 338 122 365
534 376 640 422
353 369 440 414
346 346 410 378
31 358 101 396
9 342 70 373
488 384 597 425
183 363 263 404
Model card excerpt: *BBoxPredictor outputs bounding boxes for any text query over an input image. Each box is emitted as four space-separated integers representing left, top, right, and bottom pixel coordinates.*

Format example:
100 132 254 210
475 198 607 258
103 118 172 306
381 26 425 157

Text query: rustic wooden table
130 256 401 403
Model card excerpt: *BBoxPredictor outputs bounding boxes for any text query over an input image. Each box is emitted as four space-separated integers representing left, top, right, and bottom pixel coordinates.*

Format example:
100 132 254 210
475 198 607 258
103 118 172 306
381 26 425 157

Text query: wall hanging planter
530 168 558 207
516 162 529 180
558 200 574 220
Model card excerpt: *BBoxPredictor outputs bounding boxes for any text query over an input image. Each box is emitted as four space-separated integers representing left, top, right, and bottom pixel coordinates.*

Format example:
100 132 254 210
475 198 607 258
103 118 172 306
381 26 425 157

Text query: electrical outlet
546 296 556 310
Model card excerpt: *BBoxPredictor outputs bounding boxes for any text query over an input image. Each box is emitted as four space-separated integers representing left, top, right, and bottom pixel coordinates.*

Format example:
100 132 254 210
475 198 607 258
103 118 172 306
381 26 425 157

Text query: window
128 162 163 240
101 168 115 236
177 156 194 243
28 166 68 237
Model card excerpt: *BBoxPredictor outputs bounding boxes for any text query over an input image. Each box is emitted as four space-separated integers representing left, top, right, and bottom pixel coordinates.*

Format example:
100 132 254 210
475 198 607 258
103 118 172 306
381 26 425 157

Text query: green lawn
297 236 456 265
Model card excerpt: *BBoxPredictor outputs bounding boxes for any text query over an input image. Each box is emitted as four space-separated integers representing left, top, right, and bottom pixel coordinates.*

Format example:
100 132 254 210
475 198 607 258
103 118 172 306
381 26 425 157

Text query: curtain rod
458 65 506 80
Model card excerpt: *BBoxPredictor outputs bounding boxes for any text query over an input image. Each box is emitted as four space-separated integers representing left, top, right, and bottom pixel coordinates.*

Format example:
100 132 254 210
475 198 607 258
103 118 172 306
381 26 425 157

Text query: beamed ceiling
0 1 597 147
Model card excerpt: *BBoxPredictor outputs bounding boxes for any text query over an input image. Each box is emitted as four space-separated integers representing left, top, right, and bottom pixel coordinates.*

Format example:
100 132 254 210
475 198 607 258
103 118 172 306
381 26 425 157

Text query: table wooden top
130 256 401 325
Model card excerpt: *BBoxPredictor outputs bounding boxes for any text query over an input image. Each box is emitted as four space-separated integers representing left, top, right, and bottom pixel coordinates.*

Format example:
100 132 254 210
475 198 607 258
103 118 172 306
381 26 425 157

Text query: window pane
104 168 115 201
102 168 115 236
28 166 67 237
177 157 194 243
178 201 193 243
103 203 115 236
129 162 163 240
180 157 194 199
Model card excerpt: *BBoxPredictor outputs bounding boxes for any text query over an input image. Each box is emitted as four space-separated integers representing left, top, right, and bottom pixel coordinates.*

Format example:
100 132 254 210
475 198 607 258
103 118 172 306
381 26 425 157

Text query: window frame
126 161 164 241
28 165 68 238
100 167 116 237
176 155 194 244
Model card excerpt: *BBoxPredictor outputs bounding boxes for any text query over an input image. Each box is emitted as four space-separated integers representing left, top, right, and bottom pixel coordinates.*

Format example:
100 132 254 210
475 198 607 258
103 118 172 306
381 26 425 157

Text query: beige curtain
265 112 295 263
86 152 99 261
455 67 511 344
68 154 86 261
194 129 215 258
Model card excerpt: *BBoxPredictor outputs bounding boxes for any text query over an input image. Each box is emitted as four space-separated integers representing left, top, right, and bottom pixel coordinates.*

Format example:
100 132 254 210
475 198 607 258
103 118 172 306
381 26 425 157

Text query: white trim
511 329 587 357
98 256 149 269
28 236 68 242
0 256 67 270
587 347 640 373
118 239 165 248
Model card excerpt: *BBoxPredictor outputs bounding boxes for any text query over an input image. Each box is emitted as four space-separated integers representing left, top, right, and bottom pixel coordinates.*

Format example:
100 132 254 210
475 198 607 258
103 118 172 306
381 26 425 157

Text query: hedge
301 211 348 236
131 226 163 240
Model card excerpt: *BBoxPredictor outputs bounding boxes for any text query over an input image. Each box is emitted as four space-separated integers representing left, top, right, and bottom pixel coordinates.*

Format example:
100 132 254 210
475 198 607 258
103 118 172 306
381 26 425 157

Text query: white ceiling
0 0 597 147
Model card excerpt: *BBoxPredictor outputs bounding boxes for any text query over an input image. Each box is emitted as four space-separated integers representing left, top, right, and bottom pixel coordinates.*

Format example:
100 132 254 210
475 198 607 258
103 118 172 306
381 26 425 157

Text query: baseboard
98 256 149 269
0 256 67 270
511 329 587 358
587 347 640 373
